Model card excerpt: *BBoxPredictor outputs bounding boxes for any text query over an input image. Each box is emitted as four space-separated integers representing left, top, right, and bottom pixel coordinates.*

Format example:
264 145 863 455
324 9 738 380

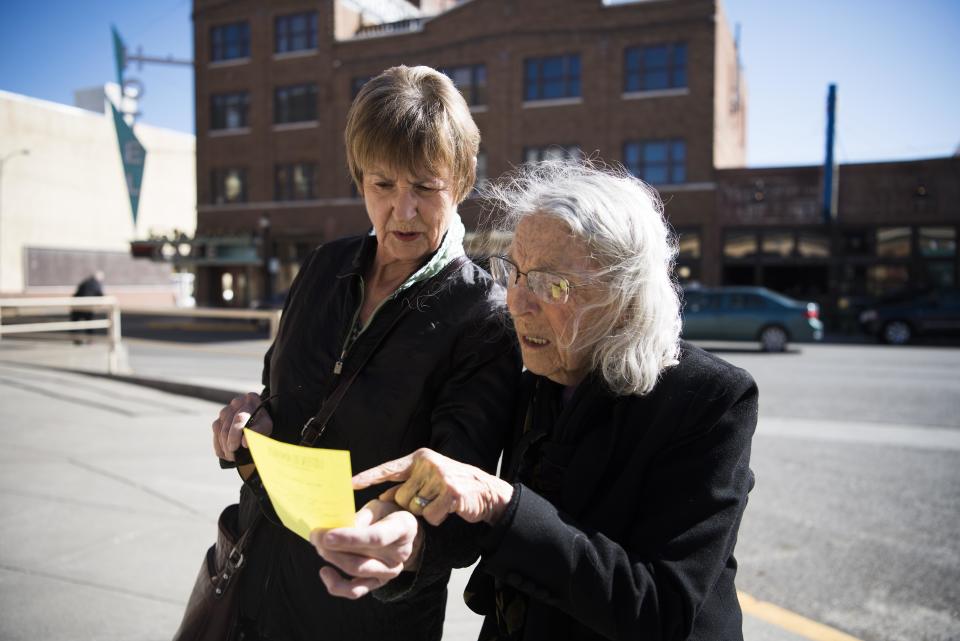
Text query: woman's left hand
353 448 515 526
311 499 422 599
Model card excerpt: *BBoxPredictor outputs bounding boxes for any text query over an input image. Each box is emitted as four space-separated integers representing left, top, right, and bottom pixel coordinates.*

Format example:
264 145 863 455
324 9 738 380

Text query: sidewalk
0 336 814 641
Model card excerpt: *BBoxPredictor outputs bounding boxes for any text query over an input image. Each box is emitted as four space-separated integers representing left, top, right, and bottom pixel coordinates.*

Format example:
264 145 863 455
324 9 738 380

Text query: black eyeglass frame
489 255 578 305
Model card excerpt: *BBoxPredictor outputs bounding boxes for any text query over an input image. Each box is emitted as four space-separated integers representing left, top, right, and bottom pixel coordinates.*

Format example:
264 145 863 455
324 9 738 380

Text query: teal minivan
682 286 824 352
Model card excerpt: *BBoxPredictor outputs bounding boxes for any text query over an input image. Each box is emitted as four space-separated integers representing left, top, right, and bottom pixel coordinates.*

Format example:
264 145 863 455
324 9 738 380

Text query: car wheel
759 325 788 352
881 320 912 345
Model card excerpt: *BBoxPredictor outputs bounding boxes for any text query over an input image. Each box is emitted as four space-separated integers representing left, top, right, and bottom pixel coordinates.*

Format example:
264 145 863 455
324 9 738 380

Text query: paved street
1 336 958 641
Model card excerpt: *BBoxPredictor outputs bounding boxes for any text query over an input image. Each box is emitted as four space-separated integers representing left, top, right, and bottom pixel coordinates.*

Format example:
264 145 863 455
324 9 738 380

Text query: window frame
210 21 250 62
210 91 250 130
624 42 688 93
211 167 248 204
273 83 318 124
274 162 319 201
522 145 583 164
440 64 487 106
274 11 318 54
523 54 581 101
623 139 686 185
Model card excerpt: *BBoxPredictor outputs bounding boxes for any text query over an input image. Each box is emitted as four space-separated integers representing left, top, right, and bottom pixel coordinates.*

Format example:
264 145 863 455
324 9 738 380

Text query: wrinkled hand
211 392 273 461
310 499 422 600
353 448 514 527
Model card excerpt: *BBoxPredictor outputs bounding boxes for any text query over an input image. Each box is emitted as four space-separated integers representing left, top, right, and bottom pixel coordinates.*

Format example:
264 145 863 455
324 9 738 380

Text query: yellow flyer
243 428 355 541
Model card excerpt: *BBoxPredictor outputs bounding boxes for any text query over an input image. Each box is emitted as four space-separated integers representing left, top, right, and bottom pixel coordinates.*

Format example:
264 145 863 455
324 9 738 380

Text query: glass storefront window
677 229 701 259
876 227 911 258
724 231 758 259
923 261 955 288
867 264 909 296
675 263 699 284
761 230 794 258
797 230 830 258
918 227 956 258
842 229 872 256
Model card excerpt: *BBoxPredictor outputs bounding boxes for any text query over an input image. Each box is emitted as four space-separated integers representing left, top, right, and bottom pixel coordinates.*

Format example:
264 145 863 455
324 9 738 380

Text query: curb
56 366 243 405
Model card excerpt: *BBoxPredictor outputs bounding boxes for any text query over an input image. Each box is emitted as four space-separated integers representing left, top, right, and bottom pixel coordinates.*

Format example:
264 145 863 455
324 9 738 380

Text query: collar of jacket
336 213 466 294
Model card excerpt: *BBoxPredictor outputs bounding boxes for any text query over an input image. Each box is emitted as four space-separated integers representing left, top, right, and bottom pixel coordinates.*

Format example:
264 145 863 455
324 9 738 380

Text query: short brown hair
345 65 480 203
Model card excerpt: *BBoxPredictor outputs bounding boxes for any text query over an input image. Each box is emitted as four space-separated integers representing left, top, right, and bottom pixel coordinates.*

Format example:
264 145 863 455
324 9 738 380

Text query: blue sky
1 0 958 167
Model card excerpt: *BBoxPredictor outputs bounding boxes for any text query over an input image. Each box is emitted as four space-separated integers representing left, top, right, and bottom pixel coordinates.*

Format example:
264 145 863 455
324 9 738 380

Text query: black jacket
238 235 520 641
468 342 758 641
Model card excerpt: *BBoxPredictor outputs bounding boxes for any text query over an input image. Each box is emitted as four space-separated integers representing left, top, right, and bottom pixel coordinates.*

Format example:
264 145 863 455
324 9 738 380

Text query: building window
867 264 909 296
918 227 956 258
275 163 318 201
761 230 795 258
275 12 318 53
274 84 317 124
351 76 372 99
841 228 872 256
211 22 250 62
797 230 830 258
523 145 582 164
441 65 487 106
624 139 685 184
876 227 911 258
724 230 759 259
624 43 687 92
210 92 249 130
211 168 247 204
524 54 580 101
674 227 701 284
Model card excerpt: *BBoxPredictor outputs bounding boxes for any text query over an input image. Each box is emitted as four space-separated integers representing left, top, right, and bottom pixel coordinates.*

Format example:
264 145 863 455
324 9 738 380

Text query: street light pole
0 148 31 294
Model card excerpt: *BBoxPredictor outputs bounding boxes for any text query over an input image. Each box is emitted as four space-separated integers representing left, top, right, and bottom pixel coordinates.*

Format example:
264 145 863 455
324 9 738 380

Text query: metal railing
0 298 282 375
0 296 123 372
120 305 282 340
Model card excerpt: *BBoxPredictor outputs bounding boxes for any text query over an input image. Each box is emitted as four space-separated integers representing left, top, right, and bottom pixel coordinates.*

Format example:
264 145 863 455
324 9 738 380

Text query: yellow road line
738 591 865 641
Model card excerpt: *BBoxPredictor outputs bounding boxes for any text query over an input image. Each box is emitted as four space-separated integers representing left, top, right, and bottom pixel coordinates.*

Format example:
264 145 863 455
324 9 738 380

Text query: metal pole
108 303 122 374
822 84 837 224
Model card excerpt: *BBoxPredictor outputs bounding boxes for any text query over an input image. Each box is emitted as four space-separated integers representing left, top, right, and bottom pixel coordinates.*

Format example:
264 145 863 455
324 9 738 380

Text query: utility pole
822 84 838 224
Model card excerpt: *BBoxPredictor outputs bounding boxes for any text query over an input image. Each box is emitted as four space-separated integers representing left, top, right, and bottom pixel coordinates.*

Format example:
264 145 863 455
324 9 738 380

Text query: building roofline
0 88 195 140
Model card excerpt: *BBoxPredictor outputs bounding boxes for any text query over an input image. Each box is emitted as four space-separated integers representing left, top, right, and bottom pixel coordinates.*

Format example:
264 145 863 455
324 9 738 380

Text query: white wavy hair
483 159 682 396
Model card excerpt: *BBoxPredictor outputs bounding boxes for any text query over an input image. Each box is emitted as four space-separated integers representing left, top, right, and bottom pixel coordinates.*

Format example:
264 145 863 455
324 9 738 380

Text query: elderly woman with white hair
318 161 758 641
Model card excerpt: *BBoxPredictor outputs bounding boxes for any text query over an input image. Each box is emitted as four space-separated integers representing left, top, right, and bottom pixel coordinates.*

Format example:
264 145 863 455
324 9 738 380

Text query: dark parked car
682 286 824 352
858 288 960 344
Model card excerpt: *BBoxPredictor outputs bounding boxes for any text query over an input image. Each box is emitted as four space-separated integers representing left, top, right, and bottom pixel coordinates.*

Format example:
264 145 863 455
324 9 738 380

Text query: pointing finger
352 454 416 489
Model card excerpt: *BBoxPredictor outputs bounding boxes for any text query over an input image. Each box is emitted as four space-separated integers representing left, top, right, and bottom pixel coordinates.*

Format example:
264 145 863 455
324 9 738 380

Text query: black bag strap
300 254 467 444
233 254 469 538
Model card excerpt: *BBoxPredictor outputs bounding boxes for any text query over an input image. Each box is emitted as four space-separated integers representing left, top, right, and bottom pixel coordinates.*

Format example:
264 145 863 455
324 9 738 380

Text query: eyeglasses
489 255 574 304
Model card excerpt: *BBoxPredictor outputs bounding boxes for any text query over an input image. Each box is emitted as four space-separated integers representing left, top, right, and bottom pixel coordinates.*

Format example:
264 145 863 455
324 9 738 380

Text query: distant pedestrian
71 270 104 344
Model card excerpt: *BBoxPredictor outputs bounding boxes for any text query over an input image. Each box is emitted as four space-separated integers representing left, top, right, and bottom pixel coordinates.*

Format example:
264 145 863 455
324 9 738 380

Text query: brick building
183 0 957 326
713 157 959 329
188 0 746 307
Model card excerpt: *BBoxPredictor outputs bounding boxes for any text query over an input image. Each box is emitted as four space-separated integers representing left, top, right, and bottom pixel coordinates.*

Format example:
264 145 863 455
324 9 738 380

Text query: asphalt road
119 337 960 641
717 344 960 641
2 335 958 641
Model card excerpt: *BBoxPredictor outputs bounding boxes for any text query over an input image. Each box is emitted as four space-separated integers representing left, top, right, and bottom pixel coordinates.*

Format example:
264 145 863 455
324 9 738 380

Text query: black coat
467 343 758 641
237 235 520 641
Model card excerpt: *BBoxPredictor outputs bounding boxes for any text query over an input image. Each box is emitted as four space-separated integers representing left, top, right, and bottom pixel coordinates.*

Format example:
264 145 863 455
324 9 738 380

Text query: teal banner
111 26 125 86
110 103 146 226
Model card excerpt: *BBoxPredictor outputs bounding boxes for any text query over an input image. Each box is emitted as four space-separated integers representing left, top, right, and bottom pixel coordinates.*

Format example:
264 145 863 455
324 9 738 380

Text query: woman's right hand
212 392 273 461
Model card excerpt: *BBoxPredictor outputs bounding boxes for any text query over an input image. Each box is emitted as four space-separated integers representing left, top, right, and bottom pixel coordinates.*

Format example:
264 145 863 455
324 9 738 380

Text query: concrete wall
0 90 196 296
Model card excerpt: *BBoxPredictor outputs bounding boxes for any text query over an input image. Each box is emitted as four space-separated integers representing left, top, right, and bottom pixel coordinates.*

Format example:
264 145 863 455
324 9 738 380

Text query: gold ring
413 495 432 508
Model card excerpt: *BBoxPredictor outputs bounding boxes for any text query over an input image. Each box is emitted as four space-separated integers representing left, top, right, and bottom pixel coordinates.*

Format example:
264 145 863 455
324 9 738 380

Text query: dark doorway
723 264 755 286
761 265 829 299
